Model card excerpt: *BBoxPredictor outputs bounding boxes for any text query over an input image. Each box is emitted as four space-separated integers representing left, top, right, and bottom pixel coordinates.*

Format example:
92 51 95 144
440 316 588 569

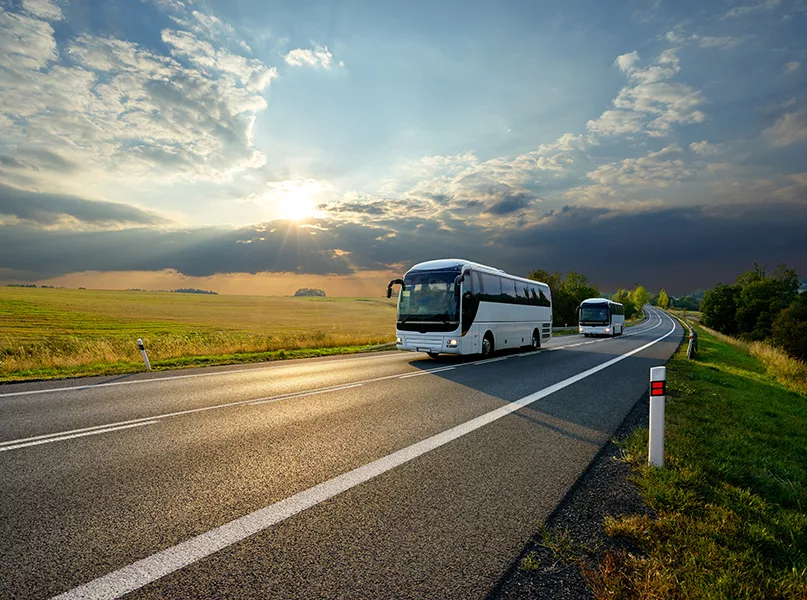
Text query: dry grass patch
0 288 397 381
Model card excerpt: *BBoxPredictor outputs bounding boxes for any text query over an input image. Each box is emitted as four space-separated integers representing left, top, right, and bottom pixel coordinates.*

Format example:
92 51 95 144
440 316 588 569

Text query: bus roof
580 297 623 306
406 258 548 288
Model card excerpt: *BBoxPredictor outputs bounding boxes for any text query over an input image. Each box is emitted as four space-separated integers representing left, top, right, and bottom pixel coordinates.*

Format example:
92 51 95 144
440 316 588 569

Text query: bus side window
480 273 501 302
501 278 516 303
529 286 539 306
538 288 551 307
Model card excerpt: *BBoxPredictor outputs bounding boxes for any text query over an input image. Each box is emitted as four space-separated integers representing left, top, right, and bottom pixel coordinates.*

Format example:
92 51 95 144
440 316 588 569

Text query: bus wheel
481 333 494 358
531 329 540 350
427 352 440 359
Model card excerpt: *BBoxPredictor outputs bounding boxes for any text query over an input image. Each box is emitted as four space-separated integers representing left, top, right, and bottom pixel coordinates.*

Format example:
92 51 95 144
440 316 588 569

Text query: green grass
590 325 807 599
0 288 397 382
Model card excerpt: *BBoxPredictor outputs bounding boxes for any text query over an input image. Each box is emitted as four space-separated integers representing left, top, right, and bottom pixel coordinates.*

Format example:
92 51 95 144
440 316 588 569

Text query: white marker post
648 366 666 467
137 338 151 371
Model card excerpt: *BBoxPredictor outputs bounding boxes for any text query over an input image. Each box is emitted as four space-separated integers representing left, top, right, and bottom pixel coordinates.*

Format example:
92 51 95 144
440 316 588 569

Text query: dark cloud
0 149 78 173
1 202 806 294
320 201 387 216
485 191 534 215
0 184 164 226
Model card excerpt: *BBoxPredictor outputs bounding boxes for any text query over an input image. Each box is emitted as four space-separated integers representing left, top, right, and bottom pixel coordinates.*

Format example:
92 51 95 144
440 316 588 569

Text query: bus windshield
580 304 609 323
398 270 459 322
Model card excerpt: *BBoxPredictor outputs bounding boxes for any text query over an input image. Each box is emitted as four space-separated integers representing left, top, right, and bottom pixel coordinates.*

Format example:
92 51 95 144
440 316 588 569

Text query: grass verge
0 343 396 383
588 323 807 599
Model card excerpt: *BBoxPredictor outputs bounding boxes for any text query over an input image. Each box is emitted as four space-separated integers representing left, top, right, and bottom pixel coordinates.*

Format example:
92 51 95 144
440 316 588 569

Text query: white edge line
0 421 158 452
49 313 679 600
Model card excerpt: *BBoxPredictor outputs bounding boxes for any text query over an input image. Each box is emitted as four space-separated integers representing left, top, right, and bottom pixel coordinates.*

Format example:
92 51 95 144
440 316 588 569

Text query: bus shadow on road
396 333 680 443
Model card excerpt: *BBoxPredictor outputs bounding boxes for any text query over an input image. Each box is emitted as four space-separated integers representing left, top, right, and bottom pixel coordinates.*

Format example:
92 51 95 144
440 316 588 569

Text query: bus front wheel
531 329 540 350
427 352 440 359
481 333 494 358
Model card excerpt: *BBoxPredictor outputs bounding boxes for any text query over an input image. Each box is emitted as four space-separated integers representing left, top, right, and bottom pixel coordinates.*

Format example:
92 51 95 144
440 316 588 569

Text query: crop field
0 288 397 382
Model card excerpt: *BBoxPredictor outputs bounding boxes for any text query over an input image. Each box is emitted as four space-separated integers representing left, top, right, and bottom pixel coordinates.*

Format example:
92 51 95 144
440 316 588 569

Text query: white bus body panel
394 258 552 356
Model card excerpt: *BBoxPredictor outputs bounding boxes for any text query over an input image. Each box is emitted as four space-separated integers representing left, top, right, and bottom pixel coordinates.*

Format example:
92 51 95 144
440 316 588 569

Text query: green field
592 322 807 599
0 288 397 382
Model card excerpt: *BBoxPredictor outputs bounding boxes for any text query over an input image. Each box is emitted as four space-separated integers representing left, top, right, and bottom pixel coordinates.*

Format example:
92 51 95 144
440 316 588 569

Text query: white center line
0 421 159 452
49 313 678 600
399 366 456 379
249 383 364 405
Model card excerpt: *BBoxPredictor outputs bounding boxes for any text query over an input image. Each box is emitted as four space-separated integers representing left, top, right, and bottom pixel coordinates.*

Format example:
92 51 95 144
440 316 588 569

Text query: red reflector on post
650 381 666 396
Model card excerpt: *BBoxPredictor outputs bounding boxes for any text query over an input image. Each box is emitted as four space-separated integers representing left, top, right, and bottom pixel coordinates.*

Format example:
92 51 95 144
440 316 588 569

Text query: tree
658 289 669 309
612 288 637 319
771 294 807 361
527 269 599 325
294 288 326 297
631 286 649 312
735 264 799 340
701 283 739 335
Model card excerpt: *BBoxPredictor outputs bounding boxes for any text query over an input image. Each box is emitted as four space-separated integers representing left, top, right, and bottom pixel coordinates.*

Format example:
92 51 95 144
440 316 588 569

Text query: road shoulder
489 392 653 600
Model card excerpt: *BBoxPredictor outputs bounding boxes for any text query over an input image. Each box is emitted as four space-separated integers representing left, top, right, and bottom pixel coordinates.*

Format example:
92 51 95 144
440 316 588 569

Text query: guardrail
667 311 698 359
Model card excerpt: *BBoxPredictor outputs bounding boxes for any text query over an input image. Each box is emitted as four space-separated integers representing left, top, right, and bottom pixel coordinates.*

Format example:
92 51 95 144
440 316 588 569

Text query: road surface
0 307 681 599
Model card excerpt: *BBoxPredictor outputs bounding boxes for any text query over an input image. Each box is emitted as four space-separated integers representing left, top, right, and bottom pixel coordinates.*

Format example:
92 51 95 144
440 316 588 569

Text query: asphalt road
0 307 682 600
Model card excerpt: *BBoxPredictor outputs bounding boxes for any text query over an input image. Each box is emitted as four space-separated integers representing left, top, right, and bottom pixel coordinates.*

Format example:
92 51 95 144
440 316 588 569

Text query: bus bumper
396 335 461 354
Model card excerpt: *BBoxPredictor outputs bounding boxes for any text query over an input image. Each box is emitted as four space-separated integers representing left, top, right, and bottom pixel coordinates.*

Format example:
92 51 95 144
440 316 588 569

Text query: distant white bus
577 298 625 337
387 259 552 358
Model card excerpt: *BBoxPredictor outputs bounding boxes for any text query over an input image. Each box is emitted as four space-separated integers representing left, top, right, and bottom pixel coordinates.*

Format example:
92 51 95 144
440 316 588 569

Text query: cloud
724 0 781 19
784 61 801 74
0 4 276 190
689 140 721 155
283 45 337 69
587 50 705 138
764 111 807 147
21 0 62 21
693 35 745 49
2 202 805 294
0 183 165 227
584 145 694 190
615 51 640 72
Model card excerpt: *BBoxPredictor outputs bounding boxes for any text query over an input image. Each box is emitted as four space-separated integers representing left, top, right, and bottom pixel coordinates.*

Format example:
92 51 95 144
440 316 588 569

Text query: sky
1 0 806 296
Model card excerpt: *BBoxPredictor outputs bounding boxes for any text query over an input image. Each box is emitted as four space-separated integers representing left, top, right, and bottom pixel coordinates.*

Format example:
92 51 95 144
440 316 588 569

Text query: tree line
700 263 806 361
526 269 650 325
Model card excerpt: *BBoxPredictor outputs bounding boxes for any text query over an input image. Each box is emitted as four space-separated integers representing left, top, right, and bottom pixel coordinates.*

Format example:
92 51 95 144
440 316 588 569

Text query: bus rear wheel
481 333 494 358
531 329 540 350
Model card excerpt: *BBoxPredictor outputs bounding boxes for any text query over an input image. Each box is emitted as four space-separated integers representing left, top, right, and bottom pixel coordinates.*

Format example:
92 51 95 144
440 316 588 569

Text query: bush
771 294 807 361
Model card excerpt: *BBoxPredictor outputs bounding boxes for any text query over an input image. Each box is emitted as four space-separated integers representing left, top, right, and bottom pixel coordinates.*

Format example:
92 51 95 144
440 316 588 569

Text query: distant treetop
171 288 218 295
294 288 326 297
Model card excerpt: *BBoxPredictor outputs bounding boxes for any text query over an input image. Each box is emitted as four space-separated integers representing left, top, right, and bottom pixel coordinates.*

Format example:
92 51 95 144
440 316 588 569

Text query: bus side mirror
387 279 404 298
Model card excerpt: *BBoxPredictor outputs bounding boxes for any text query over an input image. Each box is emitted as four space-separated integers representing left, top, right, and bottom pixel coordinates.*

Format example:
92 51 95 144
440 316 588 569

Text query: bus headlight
446 339 458 348
396 337 402 345
604 328 610 333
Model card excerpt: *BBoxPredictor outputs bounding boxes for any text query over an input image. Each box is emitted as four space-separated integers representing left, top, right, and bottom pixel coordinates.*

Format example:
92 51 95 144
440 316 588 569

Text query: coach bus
387 259 552 358
577 298 625 337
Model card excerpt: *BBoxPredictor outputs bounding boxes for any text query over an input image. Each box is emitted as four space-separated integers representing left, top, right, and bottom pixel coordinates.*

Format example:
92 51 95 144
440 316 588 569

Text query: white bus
577 298 625 337
387 259 552 358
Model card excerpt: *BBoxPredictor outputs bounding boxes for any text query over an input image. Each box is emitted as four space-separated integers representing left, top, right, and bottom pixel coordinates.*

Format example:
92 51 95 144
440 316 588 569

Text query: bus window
480 273 501 301
501 278 516 303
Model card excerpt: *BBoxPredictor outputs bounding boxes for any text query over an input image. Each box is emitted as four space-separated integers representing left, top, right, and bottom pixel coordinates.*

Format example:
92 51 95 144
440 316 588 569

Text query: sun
278 193 316 222
268 179 332 222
